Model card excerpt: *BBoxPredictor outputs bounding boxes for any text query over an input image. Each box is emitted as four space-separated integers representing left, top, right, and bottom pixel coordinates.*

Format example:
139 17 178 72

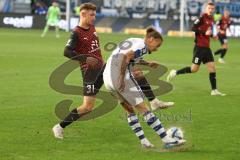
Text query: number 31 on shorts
86 84 95 94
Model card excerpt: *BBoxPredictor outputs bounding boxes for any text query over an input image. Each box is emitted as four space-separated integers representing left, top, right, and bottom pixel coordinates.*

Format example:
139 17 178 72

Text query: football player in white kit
103 27 186 148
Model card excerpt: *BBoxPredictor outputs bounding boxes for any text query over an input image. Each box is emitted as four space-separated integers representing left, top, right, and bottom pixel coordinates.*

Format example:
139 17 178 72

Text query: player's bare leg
219 43 228 63
52 96 96 139
55 26 60 38
190 64 200 73
205 62 226 96
41 25 49 37
132 67 174 110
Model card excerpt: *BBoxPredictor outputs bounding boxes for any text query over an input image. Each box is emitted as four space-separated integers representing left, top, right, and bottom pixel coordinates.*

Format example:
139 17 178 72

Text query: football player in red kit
52 3 105 139
214 10 232 64
52 3 174 139
167 2 226 96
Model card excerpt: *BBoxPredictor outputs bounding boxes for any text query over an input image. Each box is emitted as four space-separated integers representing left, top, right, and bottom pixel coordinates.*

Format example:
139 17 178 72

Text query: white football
167 127 184 140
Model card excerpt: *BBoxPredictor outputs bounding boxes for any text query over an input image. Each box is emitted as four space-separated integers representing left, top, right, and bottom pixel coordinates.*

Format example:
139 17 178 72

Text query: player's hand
148 61 159 69
205 29 212 36
86 57 98 68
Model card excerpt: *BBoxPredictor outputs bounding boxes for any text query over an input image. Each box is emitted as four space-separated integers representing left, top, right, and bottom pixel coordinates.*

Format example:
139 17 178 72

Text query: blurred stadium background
1 0 240 36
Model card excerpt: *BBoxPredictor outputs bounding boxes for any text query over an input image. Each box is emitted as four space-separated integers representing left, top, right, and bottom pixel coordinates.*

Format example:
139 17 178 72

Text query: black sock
220 49 227 58
59 108 81 128
176 67 191 75
214 49 223 55
136 77 155 101
209 72 217 90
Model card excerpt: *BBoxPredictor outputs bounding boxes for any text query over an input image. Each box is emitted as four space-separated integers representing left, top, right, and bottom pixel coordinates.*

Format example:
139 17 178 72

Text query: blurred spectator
153 19 163 34
35 1 47 15
0 0 12 13
31 0 36 14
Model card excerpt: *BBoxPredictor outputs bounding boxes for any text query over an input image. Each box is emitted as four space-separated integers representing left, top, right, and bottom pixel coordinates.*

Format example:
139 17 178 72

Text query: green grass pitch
0 28 240 160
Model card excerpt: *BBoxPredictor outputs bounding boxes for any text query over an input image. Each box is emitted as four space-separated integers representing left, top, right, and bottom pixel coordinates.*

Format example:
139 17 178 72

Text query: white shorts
103 56 144 106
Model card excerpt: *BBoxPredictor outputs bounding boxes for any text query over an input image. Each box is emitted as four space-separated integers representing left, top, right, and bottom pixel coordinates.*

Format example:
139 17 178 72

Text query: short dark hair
207 2 215 6
146 26 163 41
80 3 97 12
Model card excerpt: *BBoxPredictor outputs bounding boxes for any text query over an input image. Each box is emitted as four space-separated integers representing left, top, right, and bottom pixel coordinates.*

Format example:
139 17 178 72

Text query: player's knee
191 67 199 73
207 64 216 72
223 44 228 49
82 101 94 112
120 102 134 114
209 67 216 73
135 103 149 115
83 105 94 112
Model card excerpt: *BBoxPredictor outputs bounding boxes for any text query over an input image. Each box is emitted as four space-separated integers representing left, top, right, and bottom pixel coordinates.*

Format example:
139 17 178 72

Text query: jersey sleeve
192 16 206 34
64 31 87 62
66 31 78 49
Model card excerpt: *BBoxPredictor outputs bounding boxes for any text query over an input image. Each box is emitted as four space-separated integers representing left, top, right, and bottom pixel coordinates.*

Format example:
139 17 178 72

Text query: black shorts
192 46 214 65
218 34 228 45
81 65 105 96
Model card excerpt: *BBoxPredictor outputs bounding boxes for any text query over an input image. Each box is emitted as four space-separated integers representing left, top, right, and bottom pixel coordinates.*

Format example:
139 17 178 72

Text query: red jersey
217 16 232 36
66 25 104 70
192 13 214 48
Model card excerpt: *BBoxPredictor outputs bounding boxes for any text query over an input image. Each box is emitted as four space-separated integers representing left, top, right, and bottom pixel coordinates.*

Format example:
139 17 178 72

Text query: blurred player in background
214 10 222 22
41 2 61 38
214 10 232 64
167 2 226 96
103 27 186 148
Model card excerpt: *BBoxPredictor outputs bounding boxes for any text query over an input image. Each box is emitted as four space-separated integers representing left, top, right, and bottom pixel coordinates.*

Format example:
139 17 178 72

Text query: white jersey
103 38 148 106
111 38 148 61
104 38 148 75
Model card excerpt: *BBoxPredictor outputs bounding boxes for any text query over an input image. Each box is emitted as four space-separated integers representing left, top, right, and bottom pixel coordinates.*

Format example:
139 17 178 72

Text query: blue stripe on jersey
134 46 148 59
134 49 142 58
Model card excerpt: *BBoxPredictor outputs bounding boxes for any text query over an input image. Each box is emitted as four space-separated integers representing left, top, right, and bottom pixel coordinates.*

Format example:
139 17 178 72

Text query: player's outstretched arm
138 59 159 69
137 59 149 66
